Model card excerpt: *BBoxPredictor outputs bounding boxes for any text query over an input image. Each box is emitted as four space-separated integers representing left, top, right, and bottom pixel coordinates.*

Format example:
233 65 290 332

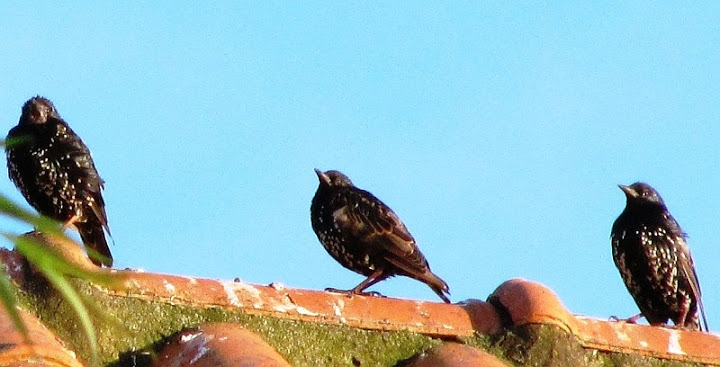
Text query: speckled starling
611 182 707 330
6 96 112 267
310 169 450 303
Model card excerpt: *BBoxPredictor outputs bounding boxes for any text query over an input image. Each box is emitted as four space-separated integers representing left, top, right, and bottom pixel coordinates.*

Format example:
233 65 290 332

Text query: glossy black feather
611 182 707 330
6 96 112 266
310 169 450 303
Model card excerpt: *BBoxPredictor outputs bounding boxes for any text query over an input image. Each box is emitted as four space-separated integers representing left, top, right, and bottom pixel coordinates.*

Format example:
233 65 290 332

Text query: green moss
16 278 441 366
13 277 710 367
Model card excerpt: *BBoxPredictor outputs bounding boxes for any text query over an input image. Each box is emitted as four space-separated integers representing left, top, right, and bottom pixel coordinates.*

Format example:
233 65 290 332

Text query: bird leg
674 297 696 330
62 214 81 230
626 313 644 324
325 269 390 298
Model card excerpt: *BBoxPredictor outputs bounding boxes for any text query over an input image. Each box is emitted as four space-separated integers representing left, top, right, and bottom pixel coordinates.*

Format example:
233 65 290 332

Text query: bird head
20 96 59 125
619 182 666 207
314 169 354 188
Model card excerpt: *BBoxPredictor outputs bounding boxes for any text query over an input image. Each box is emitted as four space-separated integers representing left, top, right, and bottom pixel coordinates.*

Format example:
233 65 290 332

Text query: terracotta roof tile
488 277 578 332
2 247 720 366
0 244 25 281
489 278 720 365
576 316 720 364
21 232 99 272
153 323 291 367
405 343 511 367
0 302 82 367
111 271 477 338
458 299 502 334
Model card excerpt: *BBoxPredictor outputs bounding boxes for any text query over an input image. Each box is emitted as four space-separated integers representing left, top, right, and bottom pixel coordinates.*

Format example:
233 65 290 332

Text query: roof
0 235 718 366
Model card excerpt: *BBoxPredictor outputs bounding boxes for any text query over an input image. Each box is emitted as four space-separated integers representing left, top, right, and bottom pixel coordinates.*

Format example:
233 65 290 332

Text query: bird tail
76 221 113 267
420 270 451 304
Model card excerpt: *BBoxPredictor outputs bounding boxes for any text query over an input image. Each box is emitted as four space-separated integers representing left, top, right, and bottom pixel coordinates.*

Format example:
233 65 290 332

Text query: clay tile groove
153 323 291 367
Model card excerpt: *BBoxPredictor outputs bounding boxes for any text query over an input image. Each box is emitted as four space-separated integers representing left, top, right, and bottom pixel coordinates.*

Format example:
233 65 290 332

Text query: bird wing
54 122 110 230
5 126 35 195
332 189 430 275
665 213 708 331
675 236 708 331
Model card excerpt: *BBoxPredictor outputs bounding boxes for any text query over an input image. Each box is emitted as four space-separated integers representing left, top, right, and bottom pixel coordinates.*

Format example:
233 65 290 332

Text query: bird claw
359 291 386 298
324 288 387 299
324 287 352 296
609 313 643 324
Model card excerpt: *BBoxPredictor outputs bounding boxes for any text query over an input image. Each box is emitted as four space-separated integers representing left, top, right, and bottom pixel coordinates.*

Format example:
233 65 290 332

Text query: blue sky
1 3 718 326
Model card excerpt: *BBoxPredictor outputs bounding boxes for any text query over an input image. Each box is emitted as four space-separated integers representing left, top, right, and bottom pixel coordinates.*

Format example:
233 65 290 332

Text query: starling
6 96 112 267
611 182 708 330
310 169 450 303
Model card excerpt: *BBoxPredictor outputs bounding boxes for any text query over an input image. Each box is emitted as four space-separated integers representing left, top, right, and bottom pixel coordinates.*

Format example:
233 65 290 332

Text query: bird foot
670 324 699 331
609 313 644 324
324 288 386 299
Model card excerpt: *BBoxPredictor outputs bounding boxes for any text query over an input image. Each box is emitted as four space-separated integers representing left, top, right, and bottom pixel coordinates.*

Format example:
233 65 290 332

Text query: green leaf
0 195 64 236
7 234 107 366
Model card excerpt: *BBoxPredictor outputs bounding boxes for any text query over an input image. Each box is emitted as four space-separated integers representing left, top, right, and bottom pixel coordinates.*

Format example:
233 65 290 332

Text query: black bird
611 182 707 330
6 96 112 267
310 169 450 303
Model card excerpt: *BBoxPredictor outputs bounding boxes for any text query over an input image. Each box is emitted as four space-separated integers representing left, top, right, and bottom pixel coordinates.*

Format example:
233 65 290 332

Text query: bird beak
314 168 331 186
618 184 638 198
